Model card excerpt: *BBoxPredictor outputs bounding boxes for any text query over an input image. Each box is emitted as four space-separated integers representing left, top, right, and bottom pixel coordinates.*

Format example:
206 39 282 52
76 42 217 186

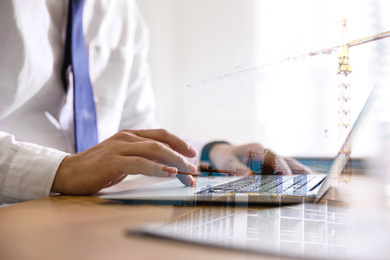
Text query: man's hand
209 143 314 176
51 129 198 195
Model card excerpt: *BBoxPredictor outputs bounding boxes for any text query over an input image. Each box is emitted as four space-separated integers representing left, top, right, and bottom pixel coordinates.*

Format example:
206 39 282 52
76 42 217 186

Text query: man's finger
176 174 195 186
116 141 197 174
228 157 251 176
128 129 198 158
119 157 178 178
275 156 293 175
113 130 171 149
284 157 314 174
230 143 266 158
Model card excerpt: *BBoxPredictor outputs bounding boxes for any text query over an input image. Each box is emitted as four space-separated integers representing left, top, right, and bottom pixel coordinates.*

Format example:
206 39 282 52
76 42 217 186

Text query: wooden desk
0 175 351 260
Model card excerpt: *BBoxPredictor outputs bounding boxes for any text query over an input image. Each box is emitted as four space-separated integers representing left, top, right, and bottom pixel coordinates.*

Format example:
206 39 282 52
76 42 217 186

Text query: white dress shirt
0 0 159 204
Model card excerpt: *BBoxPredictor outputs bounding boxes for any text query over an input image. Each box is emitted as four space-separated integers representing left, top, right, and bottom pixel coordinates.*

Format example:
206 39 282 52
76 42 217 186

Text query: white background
137 0 390 158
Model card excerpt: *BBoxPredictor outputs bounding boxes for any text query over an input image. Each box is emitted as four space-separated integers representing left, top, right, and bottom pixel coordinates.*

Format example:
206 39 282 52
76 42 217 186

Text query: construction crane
187 30 390 88
336 20 352 183
188 25 390 183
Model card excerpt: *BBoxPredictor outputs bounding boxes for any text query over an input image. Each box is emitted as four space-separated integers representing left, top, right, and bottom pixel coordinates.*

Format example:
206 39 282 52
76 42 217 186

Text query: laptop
100 85 375 206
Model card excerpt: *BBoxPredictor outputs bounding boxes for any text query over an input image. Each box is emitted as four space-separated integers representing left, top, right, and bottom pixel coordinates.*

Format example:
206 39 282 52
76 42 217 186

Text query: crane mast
336 20 352 183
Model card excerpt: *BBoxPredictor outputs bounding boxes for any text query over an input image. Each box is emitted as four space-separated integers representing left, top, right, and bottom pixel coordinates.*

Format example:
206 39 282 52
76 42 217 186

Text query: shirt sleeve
0 132 68 204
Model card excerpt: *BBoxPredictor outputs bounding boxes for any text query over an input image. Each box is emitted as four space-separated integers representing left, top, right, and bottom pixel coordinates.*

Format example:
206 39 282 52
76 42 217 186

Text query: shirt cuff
3 142 68 204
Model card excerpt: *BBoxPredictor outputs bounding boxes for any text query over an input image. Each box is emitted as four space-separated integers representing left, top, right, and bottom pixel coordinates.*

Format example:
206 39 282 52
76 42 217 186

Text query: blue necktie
61 0 98 153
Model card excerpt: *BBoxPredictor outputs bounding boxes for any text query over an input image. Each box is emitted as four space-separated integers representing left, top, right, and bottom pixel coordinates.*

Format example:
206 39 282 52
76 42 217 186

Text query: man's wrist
51 154 73 194
200 141 230 166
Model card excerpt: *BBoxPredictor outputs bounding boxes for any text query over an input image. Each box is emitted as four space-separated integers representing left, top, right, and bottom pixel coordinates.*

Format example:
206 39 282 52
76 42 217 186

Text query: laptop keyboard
196 175 316 196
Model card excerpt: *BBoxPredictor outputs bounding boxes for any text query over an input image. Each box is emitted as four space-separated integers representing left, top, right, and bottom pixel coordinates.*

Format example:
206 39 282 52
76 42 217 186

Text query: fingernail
162 166 178 177
188 176 197 187
188 145 198 155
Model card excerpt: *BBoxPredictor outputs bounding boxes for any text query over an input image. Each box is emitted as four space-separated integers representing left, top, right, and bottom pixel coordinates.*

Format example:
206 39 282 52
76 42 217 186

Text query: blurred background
136 0 390 158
